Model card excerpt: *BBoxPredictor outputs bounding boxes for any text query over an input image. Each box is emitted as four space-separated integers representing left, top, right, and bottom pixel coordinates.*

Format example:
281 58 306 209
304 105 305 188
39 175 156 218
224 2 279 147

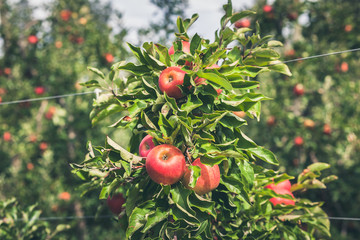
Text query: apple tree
241 0 360 239
72 1 336 239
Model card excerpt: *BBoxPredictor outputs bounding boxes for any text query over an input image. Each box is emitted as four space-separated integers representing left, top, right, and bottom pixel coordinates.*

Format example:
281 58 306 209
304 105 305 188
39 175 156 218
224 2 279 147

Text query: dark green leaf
246 147 278 165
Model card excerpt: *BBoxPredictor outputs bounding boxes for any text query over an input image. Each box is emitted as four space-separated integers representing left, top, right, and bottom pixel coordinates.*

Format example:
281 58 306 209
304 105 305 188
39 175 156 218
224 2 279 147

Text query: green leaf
80 79 101 88
181 94 203 114
253 48 280 59
176 17 186 34
141 207 169 233
126 200 155 238
246 147 278 165
197 70 232 91
230 10 256 24
106 136 143 164
127 43 148 65
268 62 292 76
87 66 105 79
185 165 201 188
90 101 123 126
307 162 330 172
118 62 151 76
183 14 199 31
190 33 201 55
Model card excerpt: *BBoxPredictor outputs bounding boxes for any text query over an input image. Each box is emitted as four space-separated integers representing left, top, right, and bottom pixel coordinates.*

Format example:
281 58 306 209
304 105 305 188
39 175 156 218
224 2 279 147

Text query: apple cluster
139 134 220 195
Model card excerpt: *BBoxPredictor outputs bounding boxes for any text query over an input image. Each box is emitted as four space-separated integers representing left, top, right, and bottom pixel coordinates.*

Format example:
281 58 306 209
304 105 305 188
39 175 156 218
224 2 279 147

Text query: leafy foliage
72 1 335 239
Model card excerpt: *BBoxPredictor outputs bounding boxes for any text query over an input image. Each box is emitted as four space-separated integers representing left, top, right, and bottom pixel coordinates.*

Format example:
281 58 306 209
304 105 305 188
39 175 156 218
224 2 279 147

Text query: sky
28 0 255 42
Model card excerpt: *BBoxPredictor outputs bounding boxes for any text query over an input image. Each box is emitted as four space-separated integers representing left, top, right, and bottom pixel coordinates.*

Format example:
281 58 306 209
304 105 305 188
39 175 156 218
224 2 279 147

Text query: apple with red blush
158 66 186 99
139 135 156 157
182 158 220 195
145 144 186 185
107 193 126 215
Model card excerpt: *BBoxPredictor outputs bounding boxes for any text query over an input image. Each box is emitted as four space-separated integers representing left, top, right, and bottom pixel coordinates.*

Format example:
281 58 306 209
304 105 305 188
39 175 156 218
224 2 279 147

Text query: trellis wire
0 48 359 106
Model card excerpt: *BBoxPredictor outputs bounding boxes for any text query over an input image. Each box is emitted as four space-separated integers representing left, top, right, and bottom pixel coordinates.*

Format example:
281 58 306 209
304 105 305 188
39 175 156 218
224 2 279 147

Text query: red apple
58 192 71 201
29 134 37 143
139 135 156 157
182 158 220 195
28 35 38 44
266 116 276 126
27 162 34 171
3 132 11 142
55 41 63 48
35 86 45 95
3 68 11 75
265 180 295 206
0 96 2 103
168 41 190 55
60 10 72 21
263 5 273 13
168 41 192 67
285 49 295 57
45 106 56 120
233 111 246 118
344 24 353 32
323 124 331 135
293 83 304 96
107 193 125 215
0 88 6 95
340 62 348 72
76 37 84 44
105 53 114 63
159 66 186 99
287 12 298 21
294 136 304 146
234 19 251 28
146 144 186 185
39 142 48 151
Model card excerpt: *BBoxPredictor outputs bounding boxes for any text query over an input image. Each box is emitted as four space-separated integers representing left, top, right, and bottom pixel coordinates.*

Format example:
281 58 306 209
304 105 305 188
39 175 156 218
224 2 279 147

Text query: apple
0 87 6 95
234 19 251 28
79 17 87 25
39 142 48 151
285 49 295 57
323 123 331 135
158 66 186 99
3 132 11 142
105 53 114 63
34 86 45 95
3 68 11 75
340 62 348 72
146 144 186 185
107 193 125 215
168 41 192 67
233 111 246 118
60 10 72 21
0 96 2 103
28 35 38 44
303 119 315 129
182 158 220 195
344 24 353 32
265 180 295 206
139 135 156 157
168 41 190 56
58 191 71 201
45 106 56 120
266 116 276 126
55 41 63 48
29 134 37 143
27 163 34 171
287 12 298 21
294 136 304 146
76 37 84 44
263 5 273 13
293 83 304 96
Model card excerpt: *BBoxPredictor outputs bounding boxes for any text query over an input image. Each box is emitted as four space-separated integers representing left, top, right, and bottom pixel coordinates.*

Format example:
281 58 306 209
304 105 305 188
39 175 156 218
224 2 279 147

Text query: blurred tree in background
0 0 130 238
239 0 360 239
